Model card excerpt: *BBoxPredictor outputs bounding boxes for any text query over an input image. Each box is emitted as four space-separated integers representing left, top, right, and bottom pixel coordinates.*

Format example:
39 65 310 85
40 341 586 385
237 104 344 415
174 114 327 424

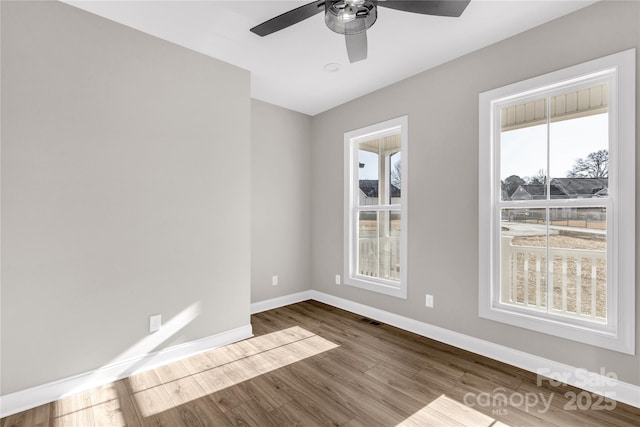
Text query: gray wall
1 1 251 394
310 0 640 385
251 100 312 303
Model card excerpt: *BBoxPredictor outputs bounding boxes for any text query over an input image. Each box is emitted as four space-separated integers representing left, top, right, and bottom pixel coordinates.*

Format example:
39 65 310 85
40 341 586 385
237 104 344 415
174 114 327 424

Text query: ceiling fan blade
377 0 470 17
250 1 326 36
345 31 368 63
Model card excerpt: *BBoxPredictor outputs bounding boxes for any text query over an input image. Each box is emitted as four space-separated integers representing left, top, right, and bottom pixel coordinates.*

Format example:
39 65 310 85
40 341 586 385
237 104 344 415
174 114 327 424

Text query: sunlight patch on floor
397 394 499 427
51 382 127 427
131 326 338 417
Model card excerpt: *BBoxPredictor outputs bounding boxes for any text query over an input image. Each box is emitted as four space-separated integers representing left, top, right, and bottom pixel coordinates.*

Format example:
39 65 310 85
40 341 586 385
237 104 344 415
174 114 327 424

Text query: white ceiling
64 0 597 116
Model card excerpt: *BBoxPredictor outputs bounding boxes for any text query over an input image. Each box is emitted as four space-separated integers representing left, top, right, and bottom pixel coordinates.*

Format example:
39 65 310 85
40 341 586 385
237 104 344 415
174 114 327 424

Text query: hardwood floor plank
296 356 427 425
202 345 242 369
394 403 469 427
173 395 232 427
268 365 357 425
0 403 50 427
50 390 95 427
125 368 164 394
238 374 293 412
192 368 250 413
319 343 379 373
163 376 207 407
226 400 281 427
364 362 443 403
154 360 191 384
192 366 235 394
138 408 186 427
88 381 140 427
426 394 495 426
128 383 175 419
458 371 522 395
90 399 127 427
181 351 220 375
251 310 296 331
271 400 330 427
111 380 142 427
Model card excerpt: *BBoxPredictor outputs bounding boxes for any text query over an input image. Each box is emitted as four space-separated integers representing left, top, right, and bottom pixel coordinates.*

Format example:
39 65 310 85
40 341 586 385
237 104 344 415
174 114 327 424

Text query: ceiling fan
250 1 471 63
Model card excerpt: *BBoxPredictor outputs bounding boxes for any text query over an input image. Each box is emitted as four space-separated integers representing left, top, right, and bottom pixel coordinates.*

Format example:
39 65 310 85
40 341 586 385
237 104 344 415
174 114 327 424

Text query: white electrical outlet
272 275 279 286
149 314 162 332
425 294 434 308
335 274 341 285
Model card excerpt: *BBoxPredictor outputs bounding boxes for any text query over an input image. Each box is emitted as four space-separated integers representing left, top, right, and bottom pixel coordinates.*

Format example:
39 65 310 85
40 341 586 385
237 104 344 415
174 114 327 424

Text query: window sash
491 202 614 331
352 206 401 287
491 75 614 331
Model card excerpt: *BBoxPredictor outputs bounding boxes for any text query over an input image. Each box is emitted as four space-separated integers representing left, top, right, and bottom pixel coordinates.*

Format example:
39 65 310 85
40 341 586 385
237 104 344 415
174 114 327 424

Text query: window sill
344 275 407 299
479 302 633 355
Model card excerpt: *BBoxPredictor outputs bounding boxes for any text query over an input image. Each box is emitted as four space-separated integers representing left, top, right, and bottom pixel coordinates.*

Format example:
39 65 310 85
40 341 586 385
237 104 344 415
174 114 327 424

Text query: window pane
500 208 547 309
549 112 608 200
358 211 377 277
358 135 401 207
357 210 400 282
549 207 607 320
389 152 401 204
358 149 379 206
500 100 548 201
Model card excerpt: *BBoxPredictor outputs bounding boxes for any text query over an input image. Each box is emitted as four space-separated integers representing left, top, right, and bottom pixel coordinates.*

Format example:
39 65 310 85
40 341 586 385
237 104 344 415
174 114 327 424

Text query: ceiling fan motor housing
325 0 377 35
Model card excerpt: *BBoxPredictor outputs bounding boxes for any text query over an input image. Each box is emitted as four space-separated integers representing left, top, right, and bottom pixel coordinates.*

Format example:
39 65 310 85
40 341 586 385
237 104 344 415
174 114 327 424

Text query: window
344 116 408 298
479 49 635 354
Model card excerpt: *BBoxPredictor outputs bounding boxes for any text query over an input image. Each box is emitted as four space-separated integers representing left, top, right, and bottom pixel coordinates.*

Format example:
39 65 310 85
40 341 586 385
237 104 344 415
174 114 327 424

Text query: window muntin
344 117 408 298
479 49 635 354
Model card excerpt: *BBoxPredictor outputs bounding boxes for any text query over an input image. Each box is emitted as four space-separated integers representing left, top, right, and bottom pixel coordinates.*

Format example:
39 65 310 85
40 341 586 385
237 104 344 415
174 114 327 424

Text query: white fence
358 236 401 281
501 236 606 320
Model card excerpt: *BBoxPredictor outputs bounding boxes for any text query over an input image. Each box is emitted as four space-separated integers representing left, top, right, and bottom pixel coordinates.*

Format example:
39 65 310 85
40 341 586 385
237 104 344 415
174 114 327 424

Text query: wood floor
2 300 639 426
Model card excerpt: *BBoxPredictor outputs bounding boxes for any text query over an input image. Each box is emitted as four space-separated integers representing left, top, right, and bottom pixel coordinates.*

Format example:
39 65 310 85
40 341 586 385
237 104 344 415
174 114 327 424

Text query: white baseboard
250 290 313 314
0 324 253 418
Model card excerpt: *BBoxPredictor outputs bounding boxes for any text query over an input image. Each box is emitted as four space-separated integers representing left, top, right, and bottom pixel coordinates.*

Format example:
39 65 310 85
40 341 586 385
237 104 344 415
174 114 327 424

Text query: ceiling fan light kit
250 0 470 63
325 0 377 34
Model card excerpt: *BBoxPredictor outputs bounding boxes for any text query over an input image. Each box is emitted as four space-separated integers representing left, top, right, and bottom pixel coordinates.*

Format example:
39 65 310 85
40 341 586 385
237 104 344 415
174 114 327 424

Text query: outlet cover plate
149 314 162 332
425 295 434 308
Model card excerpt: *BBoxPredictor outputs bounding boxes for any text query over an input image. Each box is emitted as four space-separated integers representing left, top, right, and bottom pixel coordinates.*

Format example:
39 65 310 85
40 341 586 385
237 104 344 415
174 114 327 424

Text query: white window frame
479 49 635 354
344 116 408 298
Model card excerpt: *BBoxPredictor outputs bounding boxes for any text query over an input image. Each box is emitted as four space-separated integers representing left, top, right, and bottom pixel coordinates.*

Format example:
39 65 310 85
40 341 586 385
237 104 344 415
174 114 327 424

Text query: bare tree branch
568 150 608 178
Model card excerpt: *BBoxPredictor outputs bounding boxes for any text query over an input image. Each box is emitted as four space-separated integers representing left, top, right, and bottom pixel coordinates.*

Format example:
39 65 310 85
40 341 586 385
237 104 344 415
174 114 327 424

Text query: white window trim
344 116 408 299
478 49 635 354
